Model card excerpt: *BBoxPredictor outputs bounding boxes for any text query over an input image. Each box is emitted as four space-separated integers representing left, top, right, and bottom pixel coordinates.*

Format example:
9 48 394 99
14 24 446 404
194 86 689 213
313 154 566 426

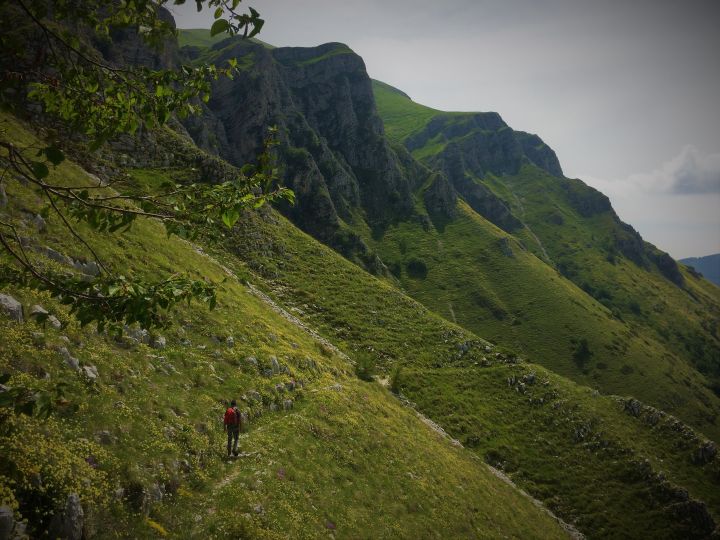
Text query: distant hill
681 254 720 286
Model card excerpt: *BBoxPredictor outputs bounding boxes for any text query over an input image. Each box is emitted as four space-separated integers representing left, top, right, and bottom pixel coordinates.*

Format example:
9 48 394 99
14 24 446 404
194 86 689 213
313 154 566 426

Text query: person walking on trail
224 399 241 457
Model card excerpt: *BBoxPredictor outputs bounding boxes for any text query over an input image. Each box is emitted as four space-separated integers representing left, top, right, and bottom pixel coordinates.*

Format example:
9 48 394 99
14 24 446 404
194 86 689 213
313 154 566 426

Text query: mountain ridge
0 17 718 537
171 33 720 441
681 254 720 287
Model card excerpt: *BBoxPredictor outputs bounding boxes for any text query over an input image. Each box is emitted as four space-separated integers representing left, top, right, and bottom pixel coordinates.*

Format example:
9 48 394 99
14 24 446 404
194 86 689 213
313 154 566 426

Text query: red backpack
224 406 240 428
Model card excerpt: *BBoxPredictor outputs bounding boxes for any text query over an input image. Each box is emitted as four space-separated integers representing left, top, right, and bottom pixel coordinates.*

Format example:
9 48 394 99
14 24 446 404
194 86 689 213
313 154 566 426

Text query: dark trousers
226 427 239 454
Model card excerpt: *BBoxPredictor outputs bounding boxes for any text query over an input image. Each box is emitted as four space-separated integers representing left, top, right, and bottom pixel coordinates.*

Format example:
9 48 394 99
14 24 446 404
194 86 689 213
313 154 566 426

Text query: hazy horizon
170 0 720 259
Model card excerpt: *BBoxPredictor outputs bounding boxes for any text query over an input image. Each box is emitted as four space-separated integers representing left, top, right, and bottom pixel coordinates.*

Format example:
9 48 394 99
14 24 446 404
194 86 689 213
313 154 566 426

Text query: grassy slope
400 364 720 537
177 28 274 50
371 79 444 142
365 197 720 441
2 111 715 537
223 201 720 538
0 114 566 539
372 79 720 442
485 165 720 386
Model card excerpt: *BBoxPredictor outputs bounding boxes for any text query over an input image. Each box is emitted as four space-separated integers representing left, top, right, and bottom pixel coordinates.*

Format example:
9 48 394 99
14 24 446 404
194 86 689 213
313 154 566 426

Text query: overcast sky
171 0 720 259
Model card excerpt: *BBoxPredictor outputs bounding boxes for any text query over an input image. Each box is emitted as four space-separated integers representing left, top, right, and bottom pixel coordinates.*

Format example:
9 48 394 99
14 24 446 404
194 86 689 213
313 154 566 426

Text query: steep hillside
0 114 568 539
371 79 720 439
481 166 720 394
173 33 720 443
218 181 720 539
3 108 718 538
2 11 717 540
362 194 720 439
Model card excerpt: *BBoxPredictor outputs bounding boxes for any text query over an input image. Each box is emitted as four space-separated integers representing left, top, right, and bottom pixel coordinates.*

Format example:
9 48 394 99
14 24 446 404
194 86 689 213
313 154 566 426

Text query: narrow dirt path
193 242 579 537
187 241 351 363
245 283 352 363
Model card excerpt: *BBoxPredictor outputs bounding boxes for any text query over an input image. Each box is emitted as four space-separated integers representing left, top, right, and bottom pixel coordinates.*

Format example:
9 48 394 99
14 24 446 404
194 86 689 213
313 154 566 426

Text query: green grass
186 40 257 70
0 113 568 538
361 194 720 441
485 165 720 381
177 28 229 49
296 44 353 66
213 179 719 537
223 206 486 372
159 380 567 539
3 111 718 538
400 363 720 538
372 79 444 142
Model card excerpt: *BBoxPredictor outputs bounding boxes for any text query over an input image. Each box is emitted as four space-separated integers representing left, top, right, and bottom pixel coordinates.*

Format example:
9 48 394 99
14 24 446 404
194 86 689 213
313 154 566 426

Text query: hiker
224 399 241 456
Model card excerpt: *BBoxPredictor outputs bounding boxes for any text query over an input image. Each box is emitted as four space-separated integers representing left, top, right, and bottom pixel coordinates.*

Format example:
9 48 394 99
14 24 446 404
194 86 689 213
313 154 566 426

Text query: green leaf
17 399 35 416
44 145 65 165
210 18 229 37
221 207 240 228
33 312 49 324
107 284 121 296
214 7 223 19
0 390 18 408
31 161 49 179
248 18 264 38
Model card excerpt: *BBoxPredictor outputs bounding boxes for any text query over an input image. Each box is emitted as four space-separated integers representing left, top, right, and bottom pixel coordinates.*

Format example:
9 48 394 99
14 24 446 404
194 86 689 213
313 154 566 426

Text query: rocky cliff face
407 113 563 179
423 173 457 222
180 39 414 262
403 113 561 233
176 35 684 287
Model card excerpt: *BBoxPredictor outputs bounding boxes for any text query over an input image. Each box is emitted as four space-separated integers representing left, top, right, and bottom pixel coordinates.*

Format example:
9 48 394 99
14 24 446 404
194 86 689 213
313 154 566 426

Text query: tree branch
0 221 100 301
46 192 110 275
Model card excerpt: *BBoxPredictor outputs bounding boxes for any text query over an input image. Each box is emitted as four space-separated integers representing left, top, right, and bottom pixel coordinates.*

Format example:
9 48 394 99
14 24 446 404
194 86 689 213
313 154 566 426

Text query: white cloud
578 147 720 258
621 146 720 194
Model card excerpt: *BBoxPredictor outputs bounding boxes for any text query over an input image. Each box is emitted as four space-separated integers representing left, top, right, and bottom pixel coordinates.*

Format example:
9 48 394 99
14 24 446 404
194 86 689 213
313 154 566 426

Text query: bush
390 365 403 394
406 258 428 279
572 338 593 368
354 354 376 382
386 261 402 279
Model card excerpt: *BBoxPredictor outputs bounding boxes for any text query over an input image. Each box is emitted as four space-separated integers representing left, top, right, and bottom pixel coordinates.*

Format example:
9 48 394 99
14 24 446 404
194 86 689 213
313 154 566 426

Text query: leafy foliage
354 353 376 382
0 373 76 418
572 337 592 368
0 0 292 331
390 364 403 394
